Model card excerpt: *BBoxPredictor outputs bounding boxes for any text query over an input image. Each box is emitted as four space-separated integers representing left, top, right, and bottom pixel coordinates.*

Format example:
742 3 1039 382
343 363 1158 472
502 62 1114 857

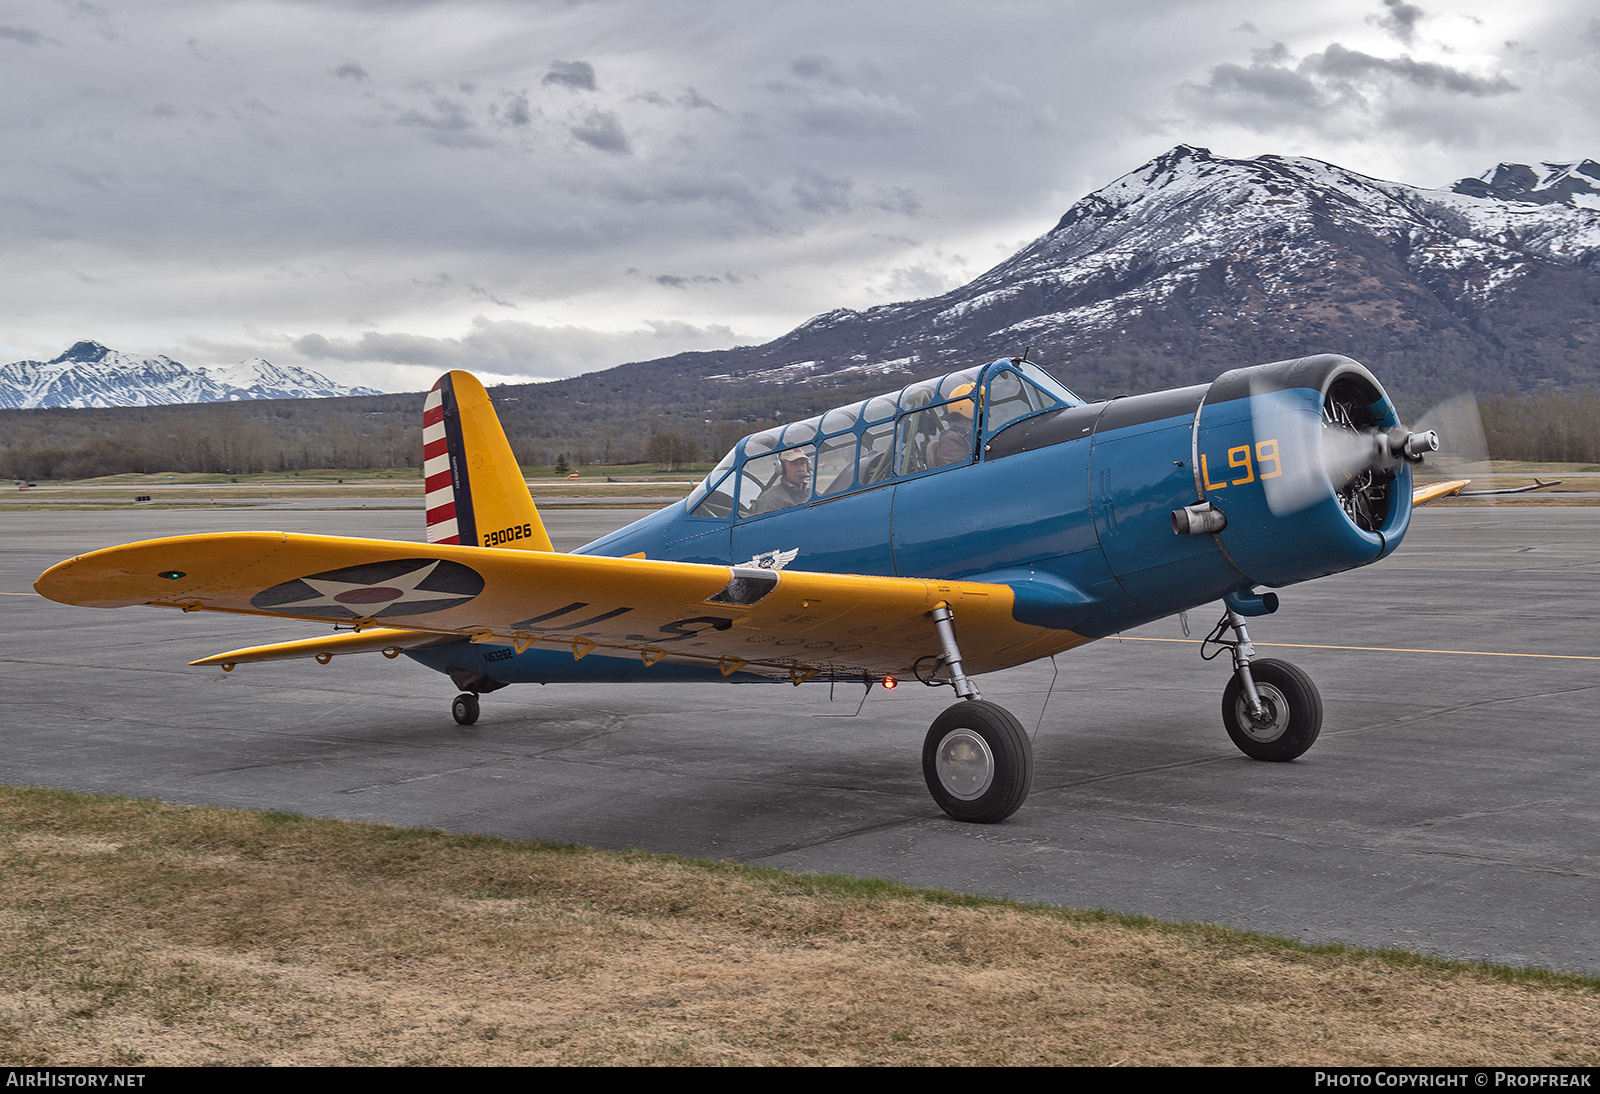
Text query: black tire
921 700 1033 823
451 692 480 726
1222 658 1321 761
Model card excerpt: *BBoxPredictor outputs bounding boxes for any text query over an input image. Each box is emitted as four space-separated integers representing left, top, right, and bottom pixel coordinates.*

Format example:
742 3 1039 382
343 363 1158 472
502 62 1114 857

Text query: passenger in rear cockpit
929 384 976 468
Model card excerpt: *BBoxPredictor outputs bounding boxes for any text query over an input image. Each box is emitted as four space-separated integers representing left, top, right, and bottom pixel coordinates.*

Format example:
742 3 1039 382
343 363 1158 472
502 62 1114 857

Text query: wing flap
36 532 1084 677
191 627 456 667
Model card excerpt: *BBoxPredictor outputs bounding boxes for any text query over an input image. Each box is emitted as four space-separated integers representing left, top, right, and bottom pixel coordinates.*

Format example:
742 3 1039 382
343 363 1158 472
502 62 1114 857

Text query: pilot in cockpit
750 448 812 514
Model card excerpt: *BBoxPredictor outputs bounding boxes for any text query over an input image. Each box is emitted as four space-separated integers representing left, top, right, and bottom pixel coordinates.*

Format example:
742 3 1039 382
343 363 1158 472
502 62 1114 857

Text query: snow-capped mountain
1451 160 1600 209
603 145 1600 406
200 357 382 401
0 342 381 408
958 145 1599 344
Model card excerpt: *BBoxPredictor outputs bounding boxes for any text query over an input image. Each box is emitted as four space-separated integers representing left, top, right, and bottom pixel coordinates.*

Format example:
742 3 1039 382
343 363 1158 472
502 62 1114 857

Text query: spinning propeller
1255 379 1558 519
1256 376 1437 527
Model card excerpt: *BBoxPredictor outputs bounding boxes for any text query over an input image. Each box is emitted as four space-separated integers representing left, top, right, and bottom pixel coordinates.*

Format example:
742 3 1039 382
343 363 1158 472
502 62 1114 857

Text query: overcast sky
4 0 1597 392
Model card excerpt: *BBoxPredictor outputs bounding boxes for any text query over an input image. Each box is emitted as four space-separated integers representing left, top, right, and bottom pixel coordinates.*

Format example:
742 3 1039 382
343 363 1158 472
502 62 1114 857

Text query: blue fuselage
410 354 1413 687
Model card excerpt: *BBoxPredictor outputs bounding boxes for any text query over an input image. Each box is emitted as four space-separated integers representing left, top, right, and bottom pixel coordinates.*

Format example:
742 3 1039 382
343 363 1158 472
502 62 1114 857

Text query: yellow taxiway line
1119 636 1600 662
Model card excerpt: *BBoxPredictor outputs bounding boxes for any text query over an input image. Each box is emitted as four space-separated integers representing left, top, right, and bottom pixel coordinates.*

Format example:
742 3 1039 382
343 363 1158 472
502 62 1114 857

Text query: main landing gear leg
1214 607 1322 761
920 604 1032 823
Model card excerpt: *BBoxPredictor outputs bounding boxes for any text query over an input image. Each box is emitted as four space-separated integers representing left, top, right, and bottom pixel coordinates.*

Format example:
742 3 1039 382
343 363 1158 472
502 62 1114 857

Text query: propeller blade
1252 387 1327 517
1414 393 1490 475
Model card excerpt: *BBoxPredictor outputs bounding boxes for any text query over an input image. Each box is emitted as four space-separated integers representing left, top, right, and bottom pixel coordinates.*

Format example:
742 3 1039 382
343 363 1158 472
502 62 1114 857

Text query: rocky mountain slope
549 145 1600 419
0 341 381 409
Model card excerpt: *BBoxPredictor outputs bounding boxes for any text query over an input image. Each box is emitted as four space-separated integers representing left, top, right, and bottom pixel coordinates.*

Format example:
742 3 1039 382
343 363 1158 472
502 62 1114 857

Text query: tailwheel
451 692 480 726
922 700 1033 823
1222 658 1321 761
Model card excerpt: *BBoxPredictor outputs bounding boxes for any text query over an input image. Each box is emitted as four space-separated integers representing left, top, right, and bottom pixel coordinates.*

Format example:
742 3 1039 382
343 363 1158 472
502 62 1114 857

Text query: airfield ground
3 488 1598 1063
2 785 1596 1066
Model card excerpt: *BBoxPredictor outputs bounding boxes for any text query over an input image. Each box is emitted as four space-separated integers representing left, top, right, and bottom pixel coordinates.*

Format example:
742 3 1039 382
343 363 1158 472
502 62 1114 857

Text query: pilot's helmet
946 382 977 421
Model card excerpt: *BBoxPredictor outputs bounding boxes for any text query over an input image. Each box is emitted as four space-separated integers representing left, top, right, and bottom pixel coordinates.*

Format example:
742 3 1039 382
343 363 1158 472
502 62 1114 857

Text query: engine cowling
1067 354 1421 626
1192 354 1416 588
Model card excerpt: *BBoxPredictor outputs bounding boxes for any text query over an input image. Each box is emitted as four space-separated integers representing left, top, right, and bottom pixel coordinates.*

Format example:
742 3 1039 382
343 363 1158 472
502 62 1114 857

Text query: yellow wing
35 532 1086 680
1412 479 1471 506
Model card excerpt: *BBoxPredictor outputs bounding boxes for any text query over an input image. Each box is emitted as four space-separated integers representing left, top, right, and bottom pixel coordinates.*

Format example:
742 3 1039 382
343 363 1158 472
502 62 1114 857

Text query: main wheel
451 692 480 726
1222 658 1321 761
922 700 1033 823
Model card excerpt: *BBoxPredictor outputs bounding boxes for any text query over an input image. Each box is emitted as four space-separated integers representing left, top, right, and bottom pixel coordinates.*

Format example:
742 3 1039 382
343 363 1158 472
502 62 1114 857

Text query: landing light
882 675 897 690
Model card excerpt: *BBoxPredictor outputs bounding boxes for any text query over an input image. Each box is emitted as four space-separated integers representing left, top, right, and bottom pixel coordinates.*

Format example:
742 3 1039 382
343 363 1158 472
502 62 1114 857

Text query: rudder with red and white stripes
422 372 552 552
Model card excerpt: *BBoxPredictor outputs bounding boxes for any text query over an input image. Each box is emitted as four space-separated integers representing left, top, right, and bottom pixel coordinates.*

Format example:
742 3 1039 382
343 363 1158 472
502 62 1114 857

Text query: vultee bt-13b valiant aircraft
38 353 1471 823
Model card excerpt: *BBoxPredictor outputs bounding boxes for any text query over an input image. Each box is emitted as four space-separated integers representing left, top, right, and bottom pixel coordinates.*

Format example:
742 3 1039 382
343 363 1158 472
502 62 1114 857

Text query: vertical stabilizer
422 371 554 552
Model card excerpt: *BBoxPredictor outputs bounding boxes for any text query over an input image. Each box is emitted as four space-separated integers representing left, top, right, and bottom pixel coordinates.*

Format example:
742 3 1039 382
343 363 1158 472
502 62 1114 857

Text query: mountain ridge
0 341 382 409
673 145 1600 396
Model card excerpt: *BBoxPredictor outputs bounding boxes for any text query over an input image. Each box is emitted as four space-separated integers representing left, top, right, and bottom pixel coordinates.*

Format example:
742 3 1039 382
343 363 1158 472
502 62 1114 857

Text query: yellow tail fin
422 371 554 552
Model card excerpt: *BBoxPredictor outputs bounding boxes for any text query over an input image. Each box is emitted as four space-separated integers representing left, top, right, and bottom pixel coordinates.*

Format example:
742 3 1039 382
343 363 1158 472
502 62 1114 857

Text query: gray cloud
65 167 118 193
677 87 719 111
792 172 852 215
881 263 953 300
1369 0 1425 46
493 91 533 127
769 53 918 140
794 89 918 140
1306 43 1517 96
790 54 843 84
654 273 728 289
0 25 57 46
1199 60 1323 109
292 315 753 382
59 0 117 42
568 106 630 154
391 95 491 147
415 272 520 309
466 282 517 308
867 185 921 217
1183 34 1518 138
1251 41 1291 65
332 61 368 81
543 59 596 91
631 86 722 113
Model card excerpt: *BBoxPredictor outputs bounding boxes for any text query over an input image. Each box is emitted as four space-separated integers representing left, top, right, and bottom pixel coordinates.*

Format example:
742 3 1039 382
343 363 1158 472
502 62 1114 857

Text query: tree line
4 382 1599 482
0 395 732 480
